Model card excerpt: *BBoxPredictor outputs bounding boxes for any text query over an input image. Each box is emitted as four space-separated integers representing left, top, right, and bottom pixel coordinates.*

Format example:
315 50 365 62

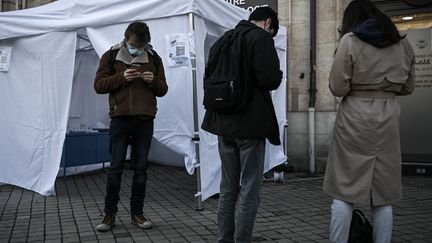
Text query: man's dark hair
340 0 403 43
124 21 151 44
248 7 279 37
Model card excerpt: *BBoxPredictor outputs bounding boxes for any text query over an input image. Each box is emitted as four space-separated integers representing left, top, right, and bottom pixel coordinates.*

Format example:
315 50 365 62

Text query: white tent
0 0 287 201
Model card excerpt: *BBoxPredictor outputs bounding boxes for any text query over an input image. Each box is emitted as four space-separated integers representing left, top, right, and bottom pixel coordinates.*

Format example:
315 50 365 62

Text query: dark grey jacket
201 20 283 145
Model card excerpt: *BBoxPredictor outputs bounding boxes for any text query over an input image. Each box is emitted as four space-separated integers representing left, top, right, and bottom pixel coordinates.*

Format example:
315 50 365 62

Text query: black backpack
203 27 253 113
348 209 373 243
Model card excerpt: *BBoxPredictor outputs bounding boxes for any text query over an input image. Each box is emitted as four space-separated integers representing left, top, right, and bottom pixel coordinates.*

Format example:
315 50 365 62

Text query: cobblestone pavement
1 164 431 242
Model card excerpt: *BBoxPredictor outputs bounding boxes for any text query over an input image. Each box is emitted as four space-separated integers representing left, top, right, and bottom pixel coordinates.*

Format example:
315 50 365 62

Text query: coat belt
349 90 395 98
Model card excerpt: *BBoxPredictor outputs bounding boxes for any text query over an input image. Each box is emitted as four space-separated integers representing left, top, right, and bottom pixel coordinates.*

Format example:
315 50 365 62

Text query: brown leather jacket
94 42 168 118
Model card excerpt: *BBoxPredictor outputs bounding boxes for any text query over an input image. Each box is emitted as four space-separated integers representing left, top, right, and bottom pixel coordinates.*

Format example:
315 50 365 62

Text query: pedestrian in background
94 21 168 232
323 0 415 242
202 7 283 243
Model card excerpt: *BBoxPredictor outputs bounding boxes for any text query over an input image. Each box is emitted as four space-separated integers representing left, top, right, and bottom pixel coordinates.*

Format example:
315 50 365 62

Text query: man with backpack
94 21 168 232
201 7 283 243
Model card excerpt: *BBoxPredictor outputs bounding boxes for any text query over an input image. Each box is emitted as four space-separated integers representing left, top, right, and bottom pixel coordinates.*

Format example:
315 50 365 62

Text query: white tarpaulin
0 0 287 200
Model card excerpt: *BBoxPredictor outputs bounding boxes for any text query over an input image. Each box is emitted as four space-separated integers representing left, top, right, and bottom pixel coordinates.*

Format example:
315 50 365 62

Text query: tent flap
0 31 76 195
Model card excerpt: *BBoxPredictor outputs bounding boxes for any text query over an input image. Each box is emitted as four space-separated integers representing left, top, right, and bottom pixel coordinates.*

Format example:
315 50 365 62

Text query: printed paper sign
406 29 432 89
165 34 191 67
0 46 12 72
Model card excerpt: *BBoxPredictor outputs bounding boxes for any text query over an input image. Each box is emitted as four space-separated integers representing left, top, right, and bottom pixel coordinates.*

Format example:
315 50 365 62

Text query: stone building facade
1 0 55 11
278 0 352 172
279 0 432 172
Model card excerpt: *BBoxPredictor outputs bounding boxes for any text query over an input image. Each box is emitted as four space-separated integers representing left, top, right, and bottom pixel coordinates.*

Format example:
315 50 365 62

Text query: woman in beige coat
323 1 415 242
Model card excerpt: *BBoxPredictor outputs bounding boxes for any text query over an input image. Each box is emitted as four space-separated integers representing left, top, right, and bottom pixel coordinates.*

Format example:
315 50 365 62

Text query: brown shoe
96 213 116 232
131 214 153 229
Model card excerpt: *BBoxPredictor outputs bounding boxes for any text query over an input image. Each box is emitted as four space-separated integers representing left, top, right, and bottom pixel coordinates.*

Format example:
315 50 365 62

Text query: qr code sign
0 54 6 64
0 47 12 72
176 46 185 57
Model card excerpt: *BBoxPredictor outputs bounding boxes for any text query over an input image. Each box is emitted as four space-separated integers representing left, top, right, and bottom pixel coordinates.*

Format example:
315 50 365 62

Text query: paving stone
44 240 62 243
0 165 431 242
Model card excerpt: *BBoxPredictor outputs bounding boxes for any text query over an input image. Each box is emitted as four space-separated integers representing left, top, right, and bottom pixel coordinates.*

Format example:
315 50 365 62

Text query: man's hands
124 68 141 81
140 71 154 83
124 69 154 83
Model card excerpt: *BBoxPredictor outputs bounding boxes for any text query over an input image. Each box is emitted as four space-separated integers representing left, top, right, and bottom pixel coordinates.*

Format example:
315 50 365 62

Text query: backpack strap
151 50 162 67
108 48 119 75
207 27 255 65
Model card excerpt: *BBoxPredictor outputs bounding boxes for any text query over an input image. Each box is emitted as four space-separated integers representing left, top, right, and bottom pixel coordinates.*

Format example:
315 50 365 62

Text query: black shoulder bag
348 209 373 243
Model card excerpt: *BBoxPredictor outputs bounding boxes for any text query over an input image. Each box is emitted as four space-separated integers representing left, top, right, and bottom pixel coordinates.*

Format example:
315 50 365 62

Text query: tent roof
0 0 250 40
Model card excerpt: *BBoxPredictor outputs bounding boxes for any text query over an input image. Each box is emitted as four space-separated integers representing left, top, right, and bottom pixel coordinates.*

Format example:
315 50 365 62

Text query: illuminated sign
224 0 278 12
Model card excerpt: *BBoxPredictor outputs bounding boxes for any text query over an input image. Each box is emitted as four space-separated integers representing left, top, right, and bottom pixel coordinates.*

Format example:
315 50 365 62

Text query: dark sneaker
96 214 116 232
131 214 153 229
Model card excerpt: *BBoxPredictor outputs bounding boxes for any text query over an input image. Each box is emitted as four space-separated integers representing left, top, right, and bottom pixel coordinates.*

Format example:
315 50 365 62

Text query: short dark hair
124 21 151 44
248 7 279 37
340 0 403 43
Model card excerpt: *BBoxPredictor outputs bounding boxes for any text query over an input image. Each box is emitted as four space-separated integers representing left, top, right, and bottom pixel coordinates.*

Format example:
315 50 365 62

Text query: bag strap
207 27 255 66
108 48 119 75
151 50 162 67
353 209 367 224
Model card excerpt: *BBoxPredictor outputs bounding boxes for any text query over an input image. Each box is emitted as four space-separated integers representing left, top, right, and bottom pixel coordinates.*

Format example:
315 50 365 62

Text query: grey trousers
217 136 265 243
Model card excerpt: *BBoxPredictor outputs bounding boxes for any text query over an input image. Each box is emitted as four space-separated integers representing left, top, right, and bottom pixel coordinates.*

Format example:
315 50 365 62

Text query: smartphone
130 63 140 71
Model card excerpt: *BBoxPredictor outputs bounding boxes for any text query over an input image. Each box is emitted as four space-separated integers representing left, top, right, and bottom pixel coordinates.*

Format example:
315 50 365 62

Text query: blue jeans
330 199 393 243
104 116 153 215
217 136 265 243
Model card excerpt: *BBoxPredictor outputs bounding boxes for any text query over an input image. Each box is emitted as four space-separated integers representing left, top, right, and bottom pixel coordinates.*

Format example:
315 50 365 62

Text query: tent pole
189 12 203 211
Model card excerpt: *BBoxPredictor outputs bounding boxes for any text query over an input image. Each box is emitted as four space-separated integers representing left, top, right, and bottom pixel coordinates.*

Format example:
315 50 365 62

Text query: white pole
284 121 288 161
189 13 203 211
22 0 26 9
308 0 317 174
308 107 315 174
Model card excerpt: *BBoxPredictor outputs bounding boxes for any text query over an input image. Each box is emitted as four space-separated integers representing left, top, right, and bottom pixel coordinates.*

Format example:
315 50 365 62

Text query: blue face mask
126 41 145 56
127 47 145 57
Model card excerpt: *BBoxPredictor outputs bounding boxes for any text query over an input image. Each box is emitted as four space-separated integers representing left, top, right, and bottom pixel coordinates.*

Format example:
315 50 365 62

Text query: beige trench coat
323 33 416 206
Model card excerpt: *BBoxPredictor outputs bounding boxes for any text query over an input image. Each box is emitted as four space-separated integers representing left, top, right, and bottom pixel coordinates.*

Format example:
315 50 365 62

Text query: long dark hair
340 0 403 43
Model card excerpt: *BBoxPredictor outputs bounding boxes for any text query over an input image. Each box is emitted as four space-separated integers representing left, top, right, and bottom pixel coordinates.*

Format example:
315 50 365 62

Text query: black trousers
104 116 153 215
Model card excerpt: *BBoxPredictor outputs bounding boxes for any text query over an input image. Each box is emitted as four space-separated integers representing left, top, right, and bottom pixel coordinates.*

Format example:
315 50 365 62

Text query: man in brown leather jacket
94 21 168 232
